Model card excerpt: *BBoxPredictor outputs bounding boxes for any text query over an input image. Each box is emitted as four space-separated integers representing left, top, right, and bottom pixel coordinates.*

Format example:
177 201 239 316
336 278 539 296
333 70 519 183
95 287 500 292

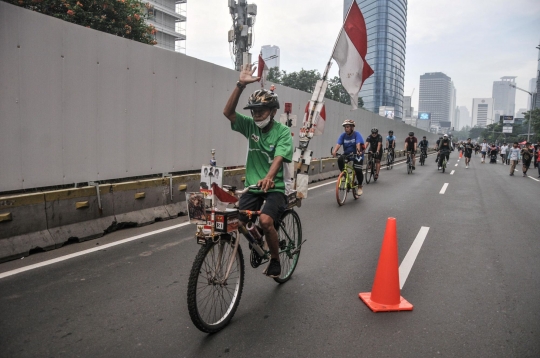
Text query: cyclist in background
365 128 383 180
438 134 452 170
463 138 474 169
332 120 365 195
223 64 294 278
386 130 396 161
419 136 429 159
404 132 418 170
435 136 443 164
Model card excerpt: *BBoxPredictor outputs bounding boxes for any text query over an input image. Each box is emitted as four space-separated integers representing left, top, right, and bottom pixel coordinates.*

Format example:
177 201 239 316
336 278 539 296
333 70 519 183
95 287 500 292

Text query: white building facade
471 98 494 128
492 76 516 116
147 0 186 53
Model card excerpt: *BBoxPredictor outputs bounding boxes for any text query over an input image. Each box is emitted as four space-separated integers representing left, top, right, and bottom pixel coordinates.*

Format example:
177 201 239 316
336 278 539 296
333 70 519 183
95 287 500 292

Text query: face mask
255 117 271 129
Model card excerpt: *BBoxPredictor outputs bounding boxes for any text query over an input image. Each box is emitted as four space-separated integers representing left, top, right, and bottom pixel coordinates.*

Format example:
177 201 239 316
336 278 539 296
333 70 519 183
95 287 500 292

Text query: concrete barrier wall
0 150 436 262
0 2 439 193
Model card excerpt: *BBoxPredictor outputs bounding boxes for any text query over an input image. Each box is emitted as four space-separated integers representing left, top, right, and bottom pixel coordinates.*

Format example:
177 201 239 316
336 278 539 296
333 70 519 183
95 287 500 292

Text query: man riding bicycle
419 135 429 159
404 132 418 170
438 134 452 170
365 128 383 180
332 119 365 195
386 130 396 160
223 64 293 278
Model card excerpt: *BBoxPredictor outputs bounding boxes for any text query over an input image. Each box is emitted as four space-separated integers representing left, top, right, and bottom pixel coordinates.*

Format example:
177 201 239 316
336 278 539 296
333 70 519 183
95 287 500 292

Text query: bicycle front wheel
335 171 348 206
386 154 391 170
187 237 245 333
274 210 302 284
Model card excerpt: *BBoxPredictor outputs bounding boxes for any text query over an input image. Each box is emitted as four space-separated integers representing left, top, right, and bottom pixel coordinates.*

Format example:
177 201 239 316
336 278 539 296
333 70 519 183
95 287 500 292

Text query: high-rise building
492 76 516 116
418 72 453 127
471 98 494 128
459 106 471 129
403 96 412 118
453 106 460 131
344 0 407 120
146 0 186 53
261 45 280 70
449 83 456 128
527 78 536 109
515 108 528 118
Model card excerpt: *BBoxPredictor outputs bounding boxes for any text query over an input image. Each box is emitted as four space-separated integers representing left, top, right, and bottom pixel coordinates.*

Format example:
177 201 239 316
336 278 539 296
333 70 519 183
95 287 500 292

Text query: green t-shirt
231 112 293 194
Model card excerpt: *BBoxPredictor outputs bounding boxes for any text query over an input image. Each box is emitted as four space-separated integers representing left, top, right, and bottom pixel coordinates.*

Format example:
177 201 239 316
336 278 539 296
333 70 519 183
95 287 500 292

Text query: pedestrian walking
521 142 533 177
500 143 508 164
508 142 520 176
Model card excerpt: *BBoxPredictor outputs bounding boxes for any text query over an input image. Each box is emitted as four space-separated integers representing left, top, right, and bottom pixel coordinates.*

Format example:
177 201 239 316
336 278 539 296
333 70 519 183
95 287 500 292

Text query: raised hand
239 63 260 85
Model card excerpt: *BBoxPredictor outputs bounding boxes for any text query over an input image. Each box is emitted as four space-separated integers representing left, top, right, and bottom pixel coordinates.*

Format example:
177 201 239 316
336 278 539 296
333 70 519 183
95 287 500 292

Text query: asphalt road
1 153 539 358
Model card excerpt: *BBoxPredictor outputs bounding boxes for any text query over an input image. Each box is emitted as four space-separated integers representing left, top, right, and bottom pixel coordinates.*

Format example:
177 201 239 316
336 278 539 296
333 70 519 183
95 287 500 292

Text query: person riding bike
435 136 443 164
419 136 429 159
404 132 418 170
332 119 365 195
463 137 474 168
223 64 293 278
386 130 396 160
365 128 383 180
438 134 452 170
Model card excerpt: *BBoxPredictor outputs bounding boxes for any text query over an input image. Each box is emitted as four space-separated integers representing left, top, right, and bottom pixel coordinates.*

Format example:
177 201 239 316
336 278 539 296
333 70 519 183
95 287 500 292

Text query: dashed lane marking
439 183 449 194
399 226 430 289
455 163 458 166
450 170 455 175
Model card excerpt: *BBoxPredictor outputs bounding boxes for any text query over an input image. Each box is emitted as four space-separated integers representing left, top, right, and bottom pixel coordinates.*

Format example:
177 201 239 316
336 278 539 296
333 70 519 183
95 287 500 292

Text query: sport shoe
356 185 363 196
438 166 442 170
412 166 415 170
263 258 281 278
466 165 469 169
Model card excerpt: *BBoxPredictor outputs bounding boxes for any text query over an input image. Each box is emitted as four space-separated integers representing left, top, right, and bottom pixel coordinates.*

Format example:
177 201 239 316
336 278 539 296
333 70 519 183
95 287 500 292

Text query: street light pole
509 83 533 142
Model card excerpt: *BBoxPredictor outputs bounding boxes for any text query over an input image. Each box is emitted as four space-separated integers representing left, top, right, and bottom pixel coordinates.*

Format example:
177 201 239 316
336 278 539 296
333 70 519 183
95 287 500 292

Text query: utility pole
228 0 257 71
509 83 533 142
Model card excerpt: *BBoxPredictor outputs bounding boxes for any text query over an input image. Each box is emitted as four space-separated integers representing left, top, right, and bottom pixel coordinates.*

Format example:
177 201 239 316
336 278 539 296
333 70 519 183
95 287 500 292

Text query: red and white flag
211 182 238 208
257 53 269 88
331 1 373 110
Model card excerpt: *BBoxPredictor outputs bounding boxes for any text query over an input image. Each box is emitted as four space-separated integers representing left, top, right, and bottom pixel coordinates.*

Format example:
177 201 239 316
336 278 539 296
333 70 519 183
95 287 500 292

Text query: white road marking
455 163 458 167
450 170 455 175
513 169 540 182
439 183 449 194
0 222 191 279
399 226 430 289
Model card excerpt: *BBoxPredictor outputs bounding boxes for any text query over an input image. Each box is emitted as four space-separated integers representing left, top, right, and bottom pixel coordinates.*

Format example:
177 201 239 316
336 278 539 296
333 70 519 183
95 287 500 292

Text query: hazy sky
185 0 540 115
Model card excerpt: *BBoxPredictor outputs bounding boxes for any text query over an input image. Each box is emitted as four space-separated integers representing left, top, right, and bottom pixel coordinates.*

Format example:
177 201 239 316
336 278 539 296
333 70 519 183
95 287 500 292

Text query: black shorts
464 152 472 158
238 191 286 227
406 149 416 154
370 151 382 161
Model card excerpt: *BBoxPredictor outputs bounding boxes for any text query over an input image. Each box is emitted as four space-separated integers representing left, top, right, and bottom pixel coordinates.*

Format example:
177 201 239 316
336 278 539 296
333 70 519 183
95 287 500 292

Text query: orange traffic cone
359 217 413 312
459 151 463 158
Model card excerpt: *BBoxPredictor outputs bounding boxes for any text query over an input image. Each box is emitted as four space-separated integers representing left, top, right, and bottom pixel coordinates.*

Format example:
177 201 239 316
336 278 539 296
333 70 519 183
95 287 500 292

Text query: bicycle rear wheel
442 160 446 173
187 236 244 333
386 153 391 170
335 172 348 206
365 162 373 184
274 210 302 284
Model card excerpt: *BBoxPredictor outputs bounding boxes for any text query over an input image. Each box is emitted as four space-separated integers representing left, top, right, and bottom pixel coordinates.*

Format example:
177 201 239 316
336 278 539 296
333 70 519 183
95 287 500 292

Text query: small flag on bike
331 0 373 110
257 52 269 89
302 100 326 136
211 183 238 204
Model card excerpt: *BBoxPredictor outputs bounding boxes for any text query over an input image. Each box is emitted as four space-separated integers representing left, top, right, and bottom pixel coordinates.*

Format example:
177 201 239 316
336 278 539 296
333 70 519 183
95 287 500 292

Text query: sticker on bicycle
186 193 207 224
200 165 223 191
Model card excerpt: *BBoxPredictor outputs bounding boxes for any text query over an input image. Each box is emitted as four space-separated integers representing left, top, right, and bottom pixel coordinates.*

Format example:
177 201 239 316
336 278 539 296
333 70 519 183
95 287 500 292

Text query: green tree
6 0 157 45
524 108 540 142
266 67 363 108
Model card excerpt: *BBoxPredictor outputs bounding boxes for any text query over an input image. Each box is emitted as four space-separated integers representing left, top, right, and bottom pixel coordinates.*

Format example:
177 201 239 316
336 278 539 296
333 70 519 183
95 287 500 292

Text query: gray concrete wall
0 2 438 193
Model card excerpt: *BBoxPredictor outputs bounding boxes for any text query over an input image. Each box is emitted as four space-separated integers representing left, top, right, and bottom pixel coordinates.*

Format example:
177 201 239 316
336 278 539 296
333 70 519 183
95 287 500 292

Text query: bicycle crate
205 209 240 233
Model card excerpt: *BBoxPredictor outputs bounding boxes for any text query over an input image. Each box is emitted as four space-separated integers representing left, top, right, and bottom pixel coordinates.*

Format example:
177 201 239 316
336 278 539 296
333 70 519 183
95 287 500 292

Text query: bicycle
419 149 427 166
406 152 413 174
187 184 303 333
365 151 376 184
333 151 361 206
438 151 448 173
386 148 394 170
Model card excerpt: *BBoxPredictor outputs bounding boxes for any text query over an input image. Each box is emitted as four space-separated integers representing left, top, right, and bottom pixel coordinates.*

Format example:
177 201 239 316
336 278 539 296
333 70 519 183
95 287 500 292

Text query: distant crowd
453 139 540 178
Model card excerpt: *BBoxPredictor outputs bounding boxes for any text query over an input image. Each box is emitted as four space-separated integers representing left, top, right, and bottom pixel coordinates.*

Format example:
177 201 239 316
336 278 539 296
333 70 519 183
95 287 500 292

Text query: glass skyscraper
344 0 407 120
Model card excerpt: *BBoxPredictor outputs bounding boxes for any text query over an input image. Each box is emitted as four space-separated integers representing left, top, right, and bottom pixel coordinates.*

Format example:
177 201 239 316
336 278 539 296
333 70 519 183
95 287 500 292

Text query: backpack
522 149 531 161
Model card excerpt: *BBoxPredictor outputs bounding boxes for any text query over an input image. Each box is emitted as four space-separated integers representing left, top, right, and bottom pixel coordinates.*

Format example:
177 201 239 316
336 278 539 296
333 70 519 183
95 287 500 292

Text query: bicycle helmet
371 128 378 134
408 132 414 136
443 134 448 138
342 119 355 127
388 130 393 134
244 89 280 110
